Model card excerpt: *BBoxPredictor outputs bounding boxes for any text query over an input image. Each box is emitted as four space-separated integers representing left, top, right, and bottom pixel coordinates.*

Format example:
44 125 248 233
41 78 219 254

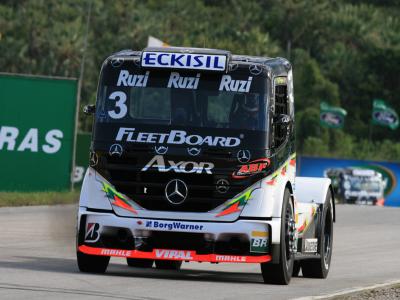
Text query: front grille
141 231 250 255
99 155 249 212
147 231 213 253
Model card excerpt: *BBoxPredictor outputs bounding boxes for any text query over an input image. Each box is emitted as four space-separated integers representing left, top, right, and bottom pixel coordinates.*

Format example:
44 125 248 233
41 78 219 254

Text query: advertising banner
0 73 77 191
298 156 400 207
73 132 91 187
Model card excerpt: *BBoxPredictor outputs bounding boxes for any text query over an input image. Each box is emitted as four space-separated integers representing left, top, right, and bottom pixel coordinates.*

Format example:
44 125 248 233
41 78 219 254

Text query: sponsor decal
89 151 98 166
216 188 252 217
101 249 132 257
249 64 263 75
250 238 268 253
165 179 188 204
142 155 214 174
219 75 252 92
144 220 204 231
216 179 230 193
109 144 123 157
79 245 272 263
167 72 200 89
116 128 241 147
250 231 268 253
154 145 168 155
187 147 201 156
304 238 318 253
155 249 194 260
102 182 137 214
110 58 124 68
237 150 251 163
0 126 63 154
232 158 270 179
266 154 296 185
85 223 100 242
215 255 246 262
116 70 149 87
141 51 227 71
297 205 316 234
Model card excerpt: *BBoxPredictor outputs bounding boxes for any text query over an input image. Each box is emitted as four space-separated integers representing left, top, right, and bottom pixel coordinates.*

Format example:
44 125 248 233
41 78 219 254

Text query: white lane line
292 279 400 300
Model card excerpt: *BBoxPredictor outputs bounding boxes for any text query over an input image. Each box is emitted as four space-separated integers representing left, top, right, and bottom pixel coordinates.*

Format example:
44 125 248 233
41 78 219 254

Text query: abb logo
155 249 193 260
232 158 270 179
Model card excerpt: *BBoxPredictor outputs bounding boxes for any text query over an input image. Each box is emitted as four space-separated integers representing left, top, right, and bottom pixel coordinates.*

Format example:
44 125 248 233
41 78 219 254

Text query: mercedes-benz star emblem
237 150 251 163
216 179 230 194
109 144 123 157
249 64 263 75
111 58 124 68
187 147 201 156
165 179 188 205
89 151 98 166
154 145 168 155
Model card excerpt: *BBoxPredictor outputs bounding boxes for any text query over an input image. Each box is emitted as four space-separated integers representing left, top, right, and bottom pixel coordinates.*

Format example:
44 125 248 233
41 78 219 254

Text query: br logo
85 223 100 242
251 238 268 253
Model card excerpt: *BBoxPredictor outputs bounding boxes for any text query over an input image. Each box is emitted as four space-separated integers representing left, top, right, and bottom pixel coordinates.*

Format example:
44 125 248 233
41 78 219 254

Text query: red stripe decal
78 245 271 263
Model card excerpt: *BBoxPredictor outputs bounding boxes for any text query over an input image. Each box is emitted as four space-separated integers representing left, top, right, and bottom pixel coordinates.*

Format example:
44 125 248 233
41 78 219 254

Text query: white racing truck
77 47 335 284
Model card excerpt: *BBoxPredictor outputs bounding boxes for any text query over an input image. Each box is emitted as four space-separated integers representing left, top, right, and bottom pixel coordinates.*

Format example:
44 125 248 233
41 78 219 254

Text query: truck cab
77 47 335 284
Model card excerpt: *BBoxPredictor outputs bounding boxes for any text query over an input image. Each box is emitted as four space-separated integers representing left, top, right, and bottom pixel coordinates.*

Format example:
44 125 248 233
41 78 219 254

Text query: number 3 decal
108 91 127 119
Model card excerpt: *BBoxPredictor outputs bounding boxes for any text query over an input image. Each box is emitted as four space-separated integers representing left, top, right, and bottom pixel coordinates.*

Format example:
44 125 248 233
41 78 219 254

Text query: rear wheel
261 188 295 285
127 258 154 268
77 251 110 273
155 260 182 270
302 191 333 278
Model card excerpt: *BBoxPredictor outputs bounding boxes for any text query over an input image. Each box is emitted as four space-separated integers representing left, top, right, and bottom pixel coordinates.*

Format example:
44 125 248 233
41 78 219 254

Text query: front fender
240 156 296 219
79 167 113 210
294 176 335 222
294 177 331 205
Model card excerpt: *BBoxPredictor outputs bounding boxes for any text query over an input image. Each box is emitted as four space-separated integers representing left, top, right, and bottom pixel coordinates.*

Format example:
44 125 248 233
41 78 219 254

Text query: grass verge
0 191 79 207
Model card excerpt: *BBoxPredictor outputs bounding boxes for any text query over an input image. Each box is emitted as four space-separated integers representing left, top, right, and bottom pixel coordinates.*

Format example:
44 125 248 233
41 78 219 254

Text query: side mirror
272 114 291 149
273 114 291 125
83 104 96 115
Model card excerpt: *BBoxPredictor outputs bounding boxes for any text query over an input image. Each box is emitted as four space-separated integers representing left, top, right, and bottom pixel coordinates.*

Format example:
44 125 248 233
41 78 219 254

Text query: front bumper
78 207 275 264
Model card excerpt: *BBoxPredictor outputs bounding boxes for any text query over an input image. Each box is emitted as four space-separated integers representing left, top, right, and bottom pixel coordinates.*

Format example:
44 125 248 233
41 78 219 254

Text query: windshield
96 62 269 132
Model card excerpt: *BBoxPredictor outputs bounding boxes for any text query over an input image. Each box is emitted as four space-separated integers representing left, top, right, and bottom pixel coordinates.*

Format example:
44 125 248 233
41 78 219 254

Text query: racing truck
77 47 335 284
325 167 385 205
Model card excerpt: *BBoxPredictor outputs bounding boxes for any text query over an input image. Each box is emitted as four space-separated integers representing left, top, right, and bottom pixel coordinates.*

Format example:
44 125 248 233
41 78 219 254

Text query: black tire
292 261 301 277
127 258 154 268
77 251 110 273
155 260 182 270
301 190 333 278
261 188 295 285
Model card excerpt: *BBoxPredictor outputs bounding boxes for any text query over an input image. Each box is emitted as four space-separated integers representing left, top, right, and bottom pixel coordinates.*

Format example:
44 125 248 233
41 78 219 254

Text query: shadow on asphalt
0 256 265 285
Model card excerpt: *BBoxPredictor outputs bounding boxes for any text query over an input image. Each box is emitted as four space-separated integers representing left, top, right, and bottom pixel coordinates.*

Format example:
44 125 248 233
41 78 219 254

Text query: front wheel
261 188 295 285
302 190 333 278
77 251 110 273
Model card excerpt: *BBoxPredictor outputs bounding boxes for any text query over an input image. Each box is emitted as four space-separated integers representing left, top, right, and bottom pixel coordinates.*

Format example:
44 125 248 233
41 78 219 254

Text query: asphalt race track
0 204 399 300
